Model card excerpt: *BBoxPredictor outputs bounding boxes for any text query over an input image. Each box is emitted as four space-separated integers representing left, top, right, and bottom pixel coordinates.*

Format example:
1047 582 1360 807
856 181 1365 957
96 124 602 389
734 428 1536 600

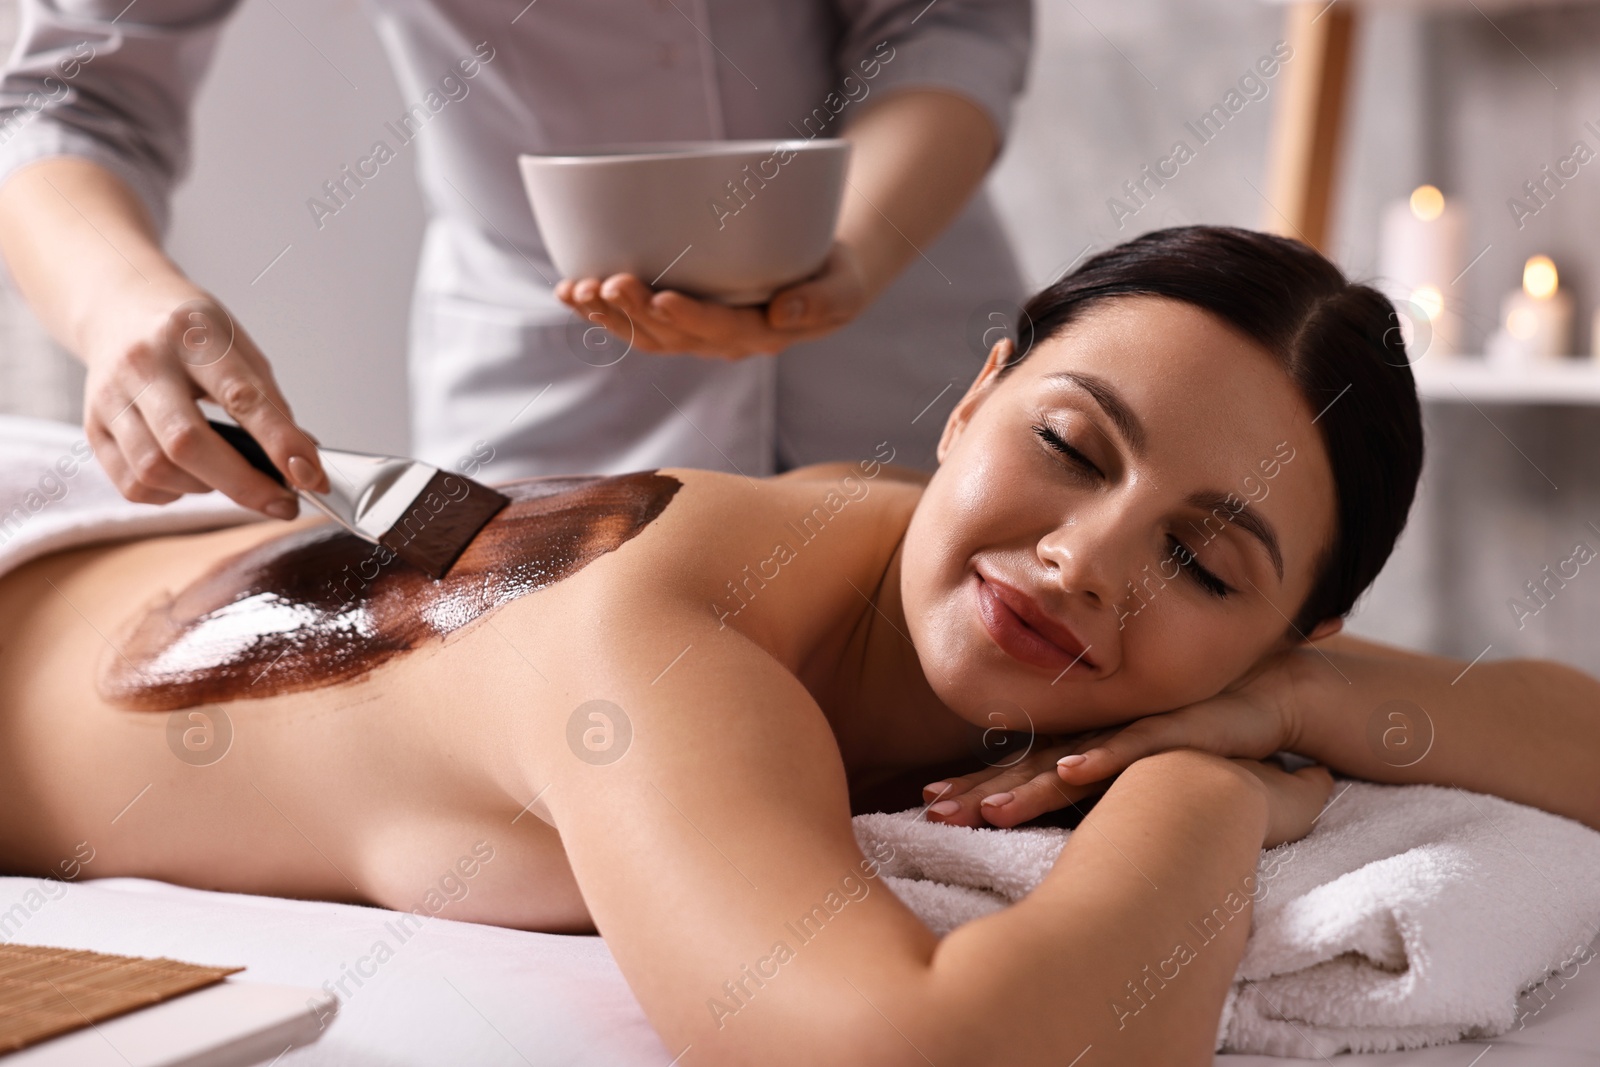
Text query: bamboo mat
0 943 242 1052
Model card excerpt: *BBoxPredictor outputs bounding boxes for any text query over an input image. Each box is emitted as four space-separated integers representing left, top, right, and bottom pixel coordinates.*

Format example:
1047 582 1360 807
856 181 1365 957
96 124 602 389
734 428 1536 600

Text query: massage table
0 876 1595 1065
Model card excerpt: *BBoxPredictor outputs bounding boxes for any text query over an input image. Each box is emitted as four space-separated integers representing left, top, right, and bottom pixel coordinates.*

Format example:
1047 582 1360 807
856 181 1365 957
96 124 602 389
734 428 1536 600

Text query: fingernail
780 296 805 325
929 800 961 816
286 454 319 490
921 781 950 797
1058 754 1087 768
265 497 298 521
980 792 1014 807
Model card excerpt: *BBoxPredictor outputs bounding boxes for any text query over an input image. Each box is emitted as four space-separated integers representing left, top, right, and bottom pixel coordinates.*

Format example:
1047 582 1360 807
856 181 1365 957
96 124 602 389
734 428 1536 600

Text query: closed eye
1167 535 1232 598
1032 424 1103 479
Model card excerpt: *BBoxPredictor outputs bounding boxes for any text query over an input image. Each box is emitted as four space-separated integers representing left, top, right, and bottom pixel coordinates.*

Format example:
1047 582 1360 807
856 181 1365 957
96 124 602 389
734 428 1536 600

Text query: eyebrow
1184 492 1284 581
1042 371 1148 455
1043 370 1284 582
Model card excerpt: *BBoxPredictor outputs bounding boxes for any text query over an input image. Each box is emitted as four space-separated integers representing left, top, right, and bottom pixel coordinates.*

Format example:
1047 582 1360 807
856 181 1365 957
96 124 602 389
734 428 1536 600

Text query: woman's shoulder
578 461 919 645
649 456 926 543
770 459 931 491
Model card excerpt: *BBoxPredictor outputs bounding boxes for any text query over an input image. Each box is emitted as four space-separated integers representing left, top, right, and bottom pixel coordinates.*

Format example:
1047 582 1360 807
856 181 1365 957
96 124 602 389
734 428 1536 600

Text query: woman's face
902 295 1338 732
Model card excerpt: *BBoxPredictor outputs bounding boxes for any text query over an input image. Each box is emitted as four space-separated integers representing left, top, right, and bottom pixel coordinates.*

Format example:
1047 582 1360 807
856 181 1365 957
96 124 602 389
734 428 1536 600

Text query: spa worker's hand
0 158 327 520
80 283 330 516
553 88 1000 360
554 241 870 361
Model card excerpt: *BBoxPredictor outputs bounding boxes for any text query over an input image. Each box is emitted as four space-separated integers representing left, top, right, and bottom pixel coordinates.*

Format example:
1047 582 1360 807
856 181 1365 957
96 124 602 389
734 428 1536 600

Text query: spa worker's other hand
554 240 870 361
555 89 1004 361
82 283 329 518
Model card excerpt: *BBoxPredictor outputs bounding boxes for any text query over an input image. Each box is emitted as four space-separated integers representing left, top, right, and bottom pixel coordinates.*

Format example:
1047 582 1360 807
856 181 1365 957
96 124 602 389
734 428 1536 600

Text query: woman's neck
803 526 977 788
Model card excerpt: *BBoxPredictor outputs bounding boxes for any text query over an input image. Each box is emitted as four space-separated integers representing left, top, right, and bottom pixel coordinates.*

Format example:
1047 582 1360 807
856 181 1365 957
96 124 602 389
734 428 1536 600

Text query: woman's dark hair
1003 225 1423 635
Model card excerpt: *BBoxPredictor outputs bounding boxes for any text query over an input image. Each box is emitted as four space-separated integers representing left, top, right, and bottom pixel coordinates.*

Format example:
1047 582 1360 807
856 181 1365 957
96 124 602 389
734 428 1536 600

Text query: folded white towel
852 780 1600 1058
0 414 257 583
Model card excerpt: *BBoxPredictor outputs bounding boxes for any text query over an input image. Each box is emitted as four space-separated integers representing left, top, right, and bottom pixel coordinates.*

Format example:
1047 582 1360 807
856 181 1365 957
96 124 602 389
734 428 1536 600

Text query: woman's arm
526 601 1318 1066
1285 633 1600 828
958 634 1600 833
556 87 999 360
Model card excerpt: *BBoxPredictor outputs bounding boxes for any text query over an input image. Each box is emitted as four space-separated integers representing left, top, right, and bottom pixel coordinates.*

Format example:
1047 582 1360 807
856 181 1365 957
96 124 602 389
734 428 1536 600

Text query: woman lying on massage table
2 226 1597 1066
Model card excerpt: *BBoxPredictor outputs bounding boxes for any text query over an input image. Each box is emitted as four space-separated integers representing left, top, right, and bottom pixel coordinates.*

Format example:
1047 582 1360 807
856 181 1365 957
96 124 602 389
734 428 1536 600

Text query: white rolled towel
852 780 1600 1058
0 414 256 582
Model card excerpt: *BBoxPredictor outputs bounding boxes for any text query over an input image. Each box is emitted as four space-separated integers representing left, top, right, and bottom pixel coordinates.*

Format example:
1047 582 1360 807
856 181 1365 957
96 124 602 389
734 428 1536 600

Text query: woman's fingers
921 771 1005 826
1053 714 1195 786
922 742 1090 826
922 759 1105 829
1059 696 1297 788
976 772 1106 829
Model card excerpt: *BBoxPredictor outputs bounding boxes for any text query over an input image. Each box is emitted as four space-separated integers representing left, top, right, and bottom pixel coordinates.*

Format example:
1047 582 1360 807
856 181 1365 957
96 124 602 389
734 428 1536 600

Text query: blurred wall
4 0 1600 672
165 0 423 456
0 0 82 421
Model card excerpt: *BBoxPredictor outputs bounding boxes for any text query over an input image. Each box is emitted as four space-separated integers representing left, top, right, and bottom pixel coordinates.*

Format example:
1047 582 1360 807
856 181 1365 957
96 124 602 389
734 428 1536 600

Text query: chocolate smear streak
101 473 681 711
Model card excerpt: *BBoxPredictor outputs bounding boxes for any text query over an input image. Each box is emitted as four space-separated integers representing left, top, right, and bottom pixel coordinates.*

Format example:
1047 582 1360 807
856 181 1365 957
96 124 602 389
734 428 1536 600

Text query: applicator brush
208 419 509 579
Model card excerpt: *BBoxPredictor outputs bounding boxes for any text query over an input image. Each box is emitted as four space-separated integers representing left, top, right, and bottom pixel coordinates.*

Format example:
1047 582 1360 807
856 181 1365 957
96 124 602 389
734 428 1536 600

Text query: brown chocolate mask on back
101 472 681 711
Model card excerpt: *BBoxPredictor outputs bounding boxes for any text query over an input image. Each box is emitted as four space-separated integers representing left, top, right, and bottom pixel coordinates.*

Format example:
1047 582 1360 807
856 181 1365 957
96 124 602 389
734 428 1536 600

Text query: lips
974 570 1096 674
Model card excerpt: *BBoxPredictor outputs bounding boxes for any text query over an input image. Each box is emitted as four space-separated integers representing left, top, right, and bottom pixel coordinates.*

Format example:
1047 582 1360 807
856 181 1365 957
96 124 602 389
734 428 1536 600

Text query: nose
1035 503 1145 611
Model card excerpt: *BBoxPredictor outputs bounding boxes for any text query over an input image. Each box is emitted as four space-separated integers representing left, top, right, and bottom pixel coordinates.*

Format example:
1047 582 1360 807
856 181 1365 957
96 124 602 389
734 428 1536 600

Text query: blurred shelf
1412 359 1600 405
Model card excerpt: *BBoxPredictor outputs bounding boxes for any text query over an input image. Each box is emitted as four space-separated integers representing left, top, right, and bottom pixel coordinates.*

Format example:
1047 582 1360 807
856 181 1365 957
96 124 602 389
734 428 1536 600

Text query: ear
1303 617 1343 642
936 337 1014 464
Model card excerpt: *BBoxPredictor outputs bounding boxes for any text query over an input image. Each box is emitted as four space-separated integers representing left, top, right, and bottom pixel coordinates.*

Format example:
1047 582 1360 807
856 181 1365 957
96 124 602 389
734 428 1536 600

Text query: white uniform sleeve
0 0 241 235
832 0 1032 144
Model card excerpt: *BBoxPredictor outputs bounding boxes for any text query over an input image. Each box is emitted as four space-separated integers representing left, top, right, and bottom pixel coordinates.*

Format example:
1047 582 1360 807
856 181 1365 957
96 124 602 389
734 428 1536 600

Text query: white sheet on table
1 876 1596 1066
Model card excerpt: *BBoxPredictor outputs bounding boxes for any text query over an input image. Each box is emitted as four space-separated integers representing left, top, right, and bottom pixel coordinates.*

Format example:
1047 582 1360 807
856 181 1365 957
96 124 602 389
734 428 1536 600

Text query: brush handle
208 419 288 488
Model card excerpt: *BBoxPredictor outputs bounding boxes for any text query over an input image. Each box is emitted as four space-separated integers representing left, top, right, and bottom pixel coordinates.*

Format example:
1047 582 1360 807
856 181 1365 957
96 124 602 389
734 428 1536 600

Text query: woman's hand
921 734 1117 828
923 654 1307 828
81 284 328 517
1223 756 1334 848
553 241 869 361
1054 653 1306 789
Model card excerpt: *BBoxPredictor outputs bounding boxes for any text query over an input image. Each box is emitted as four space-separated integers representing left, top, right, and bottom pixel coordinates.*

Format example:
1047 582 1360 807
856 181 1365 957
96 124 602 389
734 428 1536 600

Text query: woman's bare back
0 461 961 933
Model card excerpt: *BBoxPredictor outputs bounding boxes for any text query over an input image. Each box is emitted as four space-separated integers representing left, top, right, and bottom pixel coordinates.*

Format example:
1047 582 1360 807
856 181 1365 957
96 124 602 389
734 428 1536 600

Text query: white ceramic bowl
519 139 850 306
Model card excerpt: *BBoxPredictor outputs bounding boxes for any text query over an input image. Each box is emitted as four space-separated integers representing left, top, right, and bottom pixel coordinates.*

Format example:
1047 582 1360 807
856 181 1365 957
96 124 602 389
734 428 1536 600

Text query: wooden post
1262 2 1356 252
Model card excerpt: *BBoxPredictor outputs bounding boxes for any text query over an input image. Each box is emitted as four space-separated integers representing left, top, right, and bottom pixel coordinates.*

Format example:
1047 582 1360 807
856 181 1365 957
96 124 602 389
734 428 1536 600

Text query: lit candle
1486 255 1574 366
1378 185 1464 360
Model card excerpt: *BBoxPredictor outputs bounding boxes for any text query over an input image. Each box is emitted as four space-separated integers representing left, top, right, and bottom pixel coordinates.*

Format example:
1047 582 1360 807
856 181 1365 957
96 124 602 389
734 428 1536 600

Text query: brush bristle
378 471 510 579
